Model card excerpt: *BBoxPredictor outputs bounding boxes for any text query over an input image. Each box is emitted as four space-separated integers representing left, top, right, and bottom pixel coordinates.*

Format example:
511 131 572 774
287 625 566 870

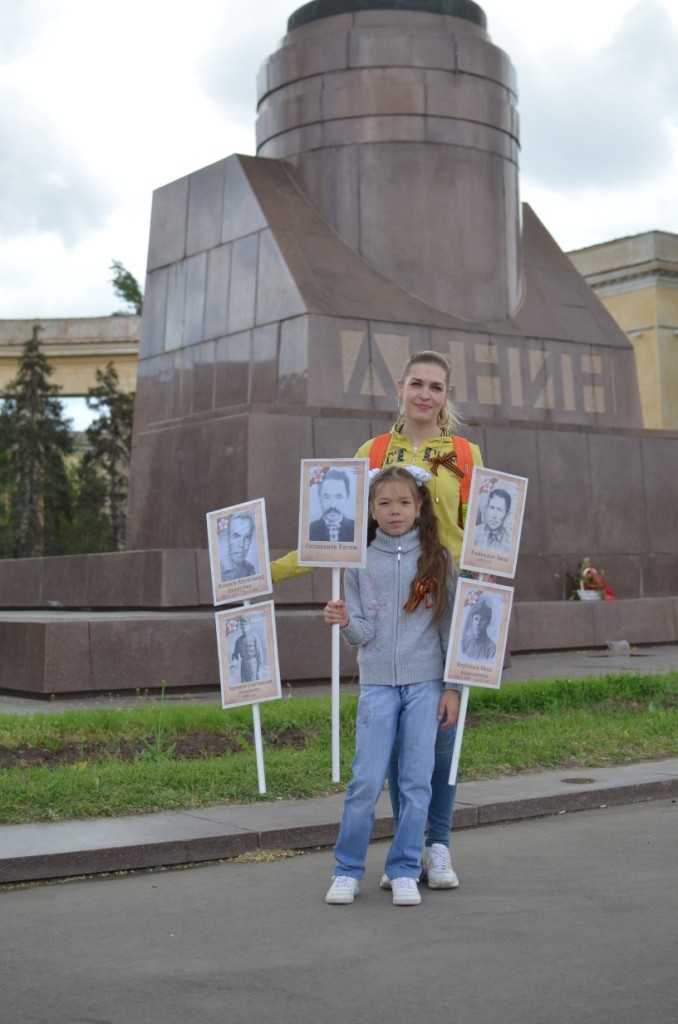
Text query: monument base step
0 598 676 697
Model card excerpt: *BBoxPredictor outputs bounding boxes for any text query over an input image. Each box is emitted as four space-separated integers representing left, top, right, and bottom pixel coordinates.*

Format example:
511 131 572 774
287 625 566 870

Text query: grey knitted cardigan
341 527 460 689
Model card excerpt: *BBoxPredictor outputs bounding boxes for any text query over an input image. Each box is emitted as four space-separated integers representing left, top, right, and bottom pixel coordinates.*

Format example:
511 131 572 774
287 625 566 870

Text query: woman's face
397 361 450 430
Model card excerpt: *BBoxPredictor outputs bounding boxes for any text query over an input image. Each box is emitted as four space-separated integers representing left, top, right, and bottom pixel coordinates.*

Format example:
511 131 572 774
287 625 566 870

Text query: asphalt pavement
2 800 676 1024
1 644 677 887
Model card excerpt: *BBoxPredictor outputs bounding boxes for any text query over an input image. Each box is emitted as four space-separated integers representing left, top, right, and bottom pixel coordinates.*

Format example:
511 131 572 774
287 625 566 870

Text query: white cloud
515 1 678 189
0 0 61 61
0 0 677 316
0 86 115 244
197 9 288 128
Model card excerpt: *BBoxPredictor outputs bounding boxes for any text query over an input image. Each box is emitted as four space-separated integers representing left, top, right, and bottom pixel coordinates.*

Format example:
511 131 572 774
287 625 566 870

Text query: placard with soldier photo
444 578 514 689
206 498 272 605
460 468 528 579
215 601 281 709
297 458 369 568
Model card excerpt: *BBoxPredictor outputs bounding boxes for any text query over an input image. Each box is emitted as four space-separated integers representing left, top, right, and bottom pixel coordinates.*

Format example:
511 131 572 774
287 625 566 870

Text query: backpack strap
451 435 474 527
451 435 473 509
368 433 392 469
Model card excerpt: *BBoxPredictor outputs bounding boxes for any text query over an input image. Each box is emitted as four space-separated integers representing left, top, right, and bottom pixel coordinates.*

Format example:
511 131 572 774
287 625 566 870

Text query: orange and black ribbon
404 575 436 612
429 450 465 480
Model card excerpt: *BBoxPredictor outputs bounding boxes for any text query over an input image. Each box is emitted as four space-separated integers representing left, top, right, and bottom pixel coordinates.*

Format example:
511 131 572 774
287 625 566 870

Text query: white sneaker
421 843 460 889
391 877 421 906
379 873 392 890
325 875 359 904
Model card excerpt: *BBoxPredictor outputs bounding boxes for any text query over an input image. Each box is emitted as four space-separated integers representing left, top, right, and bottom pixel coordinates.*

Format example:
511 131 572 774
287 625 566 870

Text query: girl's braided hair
368 466 451 624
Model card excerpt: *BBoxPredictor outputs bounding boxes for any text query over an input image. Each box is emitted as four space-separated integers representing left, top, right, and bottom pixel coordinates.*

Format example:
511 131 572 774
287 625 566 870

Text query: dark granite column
257 0 523 322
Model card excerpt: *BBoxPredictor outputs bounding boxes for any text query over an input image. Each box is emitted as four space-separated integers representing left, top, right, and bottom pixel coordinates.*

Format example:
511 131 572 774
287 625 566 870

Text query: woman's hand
438 689 460 729
324 599 349 627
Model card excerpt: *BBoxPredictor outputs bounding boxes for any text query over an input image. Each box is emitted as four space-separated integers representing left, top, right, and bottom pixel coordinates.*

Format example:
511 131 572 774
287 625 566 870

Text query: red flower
480 477 498 493
310 467 328 486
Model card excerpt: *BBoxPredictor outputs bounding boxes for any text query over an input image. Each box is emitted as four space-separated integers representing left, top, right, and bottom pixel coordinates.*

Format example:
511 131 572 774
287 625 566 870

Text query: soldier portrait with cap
461 593 497 662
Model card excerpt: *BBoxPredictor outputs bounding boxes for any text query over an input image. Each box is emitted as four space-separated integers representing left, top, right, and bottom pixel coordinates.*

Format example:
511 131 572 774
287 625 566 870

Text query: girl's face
370 481 421 536
397 361 450 430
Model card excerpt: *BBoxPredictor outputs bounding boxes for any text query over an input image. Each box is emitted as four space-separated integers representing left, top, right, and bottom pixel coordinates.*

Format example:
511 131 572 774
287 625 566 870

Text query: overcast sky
1 0 677 321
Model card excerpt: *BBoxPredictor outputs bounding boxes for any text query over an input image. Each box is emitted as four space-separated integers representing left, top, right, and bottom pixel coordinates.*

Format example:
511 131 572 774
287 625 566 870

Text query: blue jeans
388 719 457 847
333 681 442 880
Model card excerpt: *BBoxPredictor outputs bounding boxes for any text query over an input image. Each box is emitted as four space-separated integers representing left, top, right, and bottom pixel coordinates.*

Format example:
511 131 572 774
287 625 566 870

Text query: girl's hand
324 599 349 627
438 689 460 729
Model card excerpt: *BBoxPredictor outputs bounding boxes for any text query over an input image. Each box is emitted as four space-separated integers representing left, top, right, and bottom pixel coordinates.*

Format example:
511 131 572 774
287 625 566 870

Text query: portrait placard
460 468 528 578
444 579 514 689
215 601 281 709
206 499 272 605
297 458 369 568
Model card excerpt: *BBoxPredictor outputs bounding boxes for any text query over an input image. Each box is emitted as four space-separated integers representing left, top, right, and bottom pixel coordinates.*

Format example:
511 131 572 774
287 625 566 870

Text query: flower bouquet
568 557 616 601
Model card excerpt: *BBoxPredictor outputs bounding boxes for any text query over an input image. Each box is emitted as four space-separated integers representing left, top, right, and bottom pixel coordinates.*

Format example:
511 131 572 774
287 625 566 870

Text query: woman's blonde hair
396 350 462 430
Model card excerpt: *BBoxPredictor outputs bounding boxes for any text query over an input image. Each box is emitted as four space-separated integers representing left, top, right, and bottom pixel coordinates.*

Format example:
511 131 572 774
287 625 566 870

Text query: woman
272 350 483 889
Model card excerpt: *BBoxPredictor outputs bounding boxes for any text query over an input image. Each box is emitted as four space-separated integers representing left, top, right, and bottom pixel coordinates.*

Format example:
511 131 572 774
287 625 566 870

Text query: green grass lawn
0 672 676 825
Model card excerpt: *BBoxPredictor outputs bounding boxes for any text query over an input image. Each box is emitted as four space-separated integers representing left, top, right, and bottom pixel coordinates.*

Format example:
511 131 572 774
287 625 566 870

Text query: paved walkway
3 800 677 1024
1 644 677 885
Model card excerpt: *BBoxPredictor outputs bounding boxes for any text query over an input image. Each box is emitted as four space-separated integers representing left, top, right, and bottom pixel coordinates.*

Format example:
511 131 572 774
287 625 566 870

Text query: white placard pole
252 703 266 795
242 598 266 795
331 567 341 782
448 684 469 787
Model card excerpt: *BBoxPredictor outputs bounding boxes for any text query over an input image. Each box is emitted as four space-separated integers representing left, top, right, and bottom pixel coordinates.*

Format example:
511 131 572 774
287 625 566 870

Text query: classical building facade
0 316 139 396
567 232 678 431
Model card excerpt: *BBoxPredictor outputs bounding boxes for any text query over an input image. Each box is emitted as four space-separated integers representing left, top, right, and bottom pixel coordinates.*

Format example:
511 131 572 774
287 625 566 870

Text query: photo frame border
215 600 281 709
297 457 369 568
444 578 515 689
206 498 272 606
460 467 528 579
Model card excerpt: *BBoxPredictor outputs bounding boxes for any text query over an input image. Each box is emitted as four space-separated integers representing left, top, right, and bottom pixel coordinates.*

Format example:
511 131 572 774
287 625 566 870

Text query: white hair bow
368 466 432 487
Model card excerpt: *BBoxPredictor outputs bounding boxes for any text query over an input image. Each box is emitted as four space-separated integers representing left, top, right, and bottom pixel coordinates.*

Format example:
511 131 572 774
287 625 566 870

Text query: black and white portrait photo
298 458 369 568
445 579 514 689
460 468 528 578
215 601 281 709
309 467 356 543
206 499 272 605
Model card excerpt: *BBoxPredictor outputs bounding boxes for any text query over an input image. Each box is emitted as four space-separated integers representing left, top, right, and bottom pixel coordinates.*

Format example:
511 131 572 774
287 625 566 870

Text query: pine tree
110 260 143 315
83 362 135 550
0 325 73 557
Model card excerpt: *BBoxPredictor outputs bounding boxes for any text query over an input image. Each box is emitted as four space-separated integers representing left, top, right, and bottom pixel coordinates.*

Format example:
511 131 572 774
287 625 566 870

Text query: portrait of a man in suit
309 468 355 543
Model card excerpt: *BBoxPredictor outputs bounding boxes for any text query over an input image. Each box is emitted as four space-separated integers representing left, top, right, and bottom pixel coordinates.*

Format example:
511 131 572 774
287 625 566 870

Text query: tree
110 260 143 315
62 459 114 554
0 325 73 557
82 362 135 550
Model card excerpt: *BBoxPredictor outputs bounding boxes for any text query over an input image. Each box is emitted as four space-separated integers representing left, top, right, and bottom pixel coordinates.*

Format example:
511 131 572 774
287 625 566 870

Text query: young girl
324 465 460 906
